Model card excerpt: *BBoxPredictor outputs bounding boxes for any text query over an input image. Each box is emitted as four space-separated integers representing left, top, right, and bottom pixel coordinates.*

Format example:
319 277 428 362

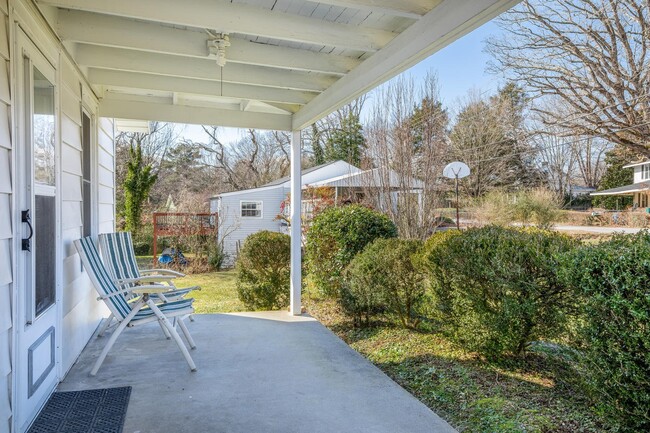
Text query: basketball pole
455 174 460 230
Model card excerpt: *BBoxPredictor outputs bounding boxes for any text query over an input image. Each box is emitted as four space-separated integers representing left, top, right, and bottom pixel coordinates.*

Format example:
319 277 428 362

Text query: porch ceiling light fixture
207 32 230 67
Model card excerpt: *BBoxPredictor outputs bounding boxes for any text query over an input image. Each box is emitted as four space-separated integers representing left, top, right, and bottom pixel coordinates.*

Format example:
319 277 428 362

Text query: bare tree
195 127 292 191
531 126 577 197
488 0 650 155
364 74 449 239
449 86 538 197
573 137 610 188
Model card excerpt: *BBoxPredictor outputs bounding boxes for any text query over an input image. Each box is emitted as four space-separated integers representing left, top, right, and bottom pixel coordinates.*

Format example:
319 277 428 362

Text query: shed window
241 201 263 218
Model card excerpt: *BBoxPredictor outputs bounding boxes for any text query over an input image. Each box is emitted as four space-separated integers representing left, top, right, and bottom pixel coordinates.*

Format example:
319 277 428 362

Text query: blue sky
182 20 505 144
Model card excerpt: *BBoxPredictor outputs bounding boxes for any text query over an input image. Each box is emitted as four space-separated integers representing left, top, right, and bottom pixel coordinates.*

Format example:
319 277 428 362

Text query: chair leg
97 315 114 338
146 300 197 372
159 320 172 340
177 317 196 350
91 301 144 376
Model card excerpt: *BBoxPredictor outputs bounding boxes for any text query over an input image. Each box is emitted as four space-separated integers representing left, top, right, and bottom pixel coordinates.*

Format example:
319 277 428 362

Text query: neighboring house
569 185 597 198
591 160 650 208
210 160 360 263
210 161 423 264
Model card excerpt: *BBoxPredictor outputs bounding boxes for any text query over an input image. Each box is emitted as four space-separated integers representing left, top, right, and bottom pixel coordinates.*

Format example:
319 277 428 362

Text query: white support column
289 130 302 315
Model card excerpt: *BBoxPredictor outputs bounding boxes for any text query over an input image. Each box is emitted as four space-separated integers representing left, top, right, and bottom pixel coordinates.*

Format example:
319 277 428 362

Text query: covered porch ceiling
36 0 520 131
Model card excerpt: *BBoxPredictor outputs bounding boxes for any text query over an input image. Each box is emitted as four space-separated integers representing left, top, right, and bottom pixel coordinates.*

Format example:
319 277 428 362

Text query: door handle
21 210 33 251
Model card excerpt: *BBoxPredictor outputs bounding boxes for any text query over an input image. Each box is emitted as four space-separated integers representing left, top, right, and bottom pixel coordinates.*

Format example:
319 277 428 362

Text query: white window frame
240 200 263 219
642 164 650 180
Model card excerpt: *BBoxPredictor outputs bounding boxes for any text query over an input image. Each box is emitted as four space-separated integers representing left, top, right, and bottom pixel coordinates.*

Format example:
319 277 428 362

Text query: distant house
210 161 359 263
591 160 650 208
210 160 423 263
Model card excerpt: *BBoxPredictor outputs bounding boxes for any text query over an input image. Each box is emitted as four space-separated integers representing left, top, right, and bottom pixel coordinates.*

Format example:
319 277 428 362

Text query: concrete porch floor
59 312 456 433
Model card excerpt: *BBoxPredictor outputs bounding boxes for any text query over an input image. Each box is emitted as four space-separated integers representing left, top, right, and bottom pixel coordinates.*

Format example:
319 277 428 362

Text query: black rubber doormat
28 387 131 433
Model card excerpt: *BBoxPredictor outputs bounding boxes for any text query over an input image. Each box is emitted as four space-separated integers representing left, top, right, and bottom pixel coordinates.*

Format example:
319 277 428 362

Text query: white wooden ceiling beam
313 0 442 19
56 10 360 76
38 0 396 52
87 69 317 106
99 98 292 131
293 0 522 129
74 44 337 93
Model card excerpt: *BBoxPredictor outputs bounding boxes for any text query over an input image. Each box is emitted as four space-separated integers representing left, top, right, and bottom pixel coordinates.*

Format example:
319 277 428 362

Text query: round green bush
342 238 425 327
560 232 650 432
305 205 397 297
236 231 290 310
423 226 576 358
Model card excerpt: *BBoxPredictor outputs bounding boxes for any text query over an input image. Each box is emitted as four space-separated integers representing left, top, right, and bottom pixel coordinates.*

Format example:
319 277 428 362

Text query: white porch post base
289 130 302 315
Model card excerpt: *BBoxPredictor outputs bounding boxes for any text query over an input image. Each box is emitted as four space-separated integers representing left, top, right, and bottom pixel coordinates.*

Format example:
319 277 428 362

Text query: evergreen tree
311 123 326 165
592 147 637 209
123 141 157 234
324 112 365 166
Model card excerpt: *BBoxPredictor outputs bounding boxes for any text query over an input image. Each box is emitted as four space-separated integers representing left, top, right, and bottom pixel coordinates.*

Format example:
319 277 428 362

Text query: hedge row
235 208 650 432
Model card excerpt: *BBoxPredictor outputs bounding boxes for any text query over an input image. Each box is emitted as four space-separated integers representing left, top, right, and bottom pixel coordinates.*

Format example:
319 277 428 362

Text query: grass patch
135 257 244 314
176 270 245 314
305 297 609 433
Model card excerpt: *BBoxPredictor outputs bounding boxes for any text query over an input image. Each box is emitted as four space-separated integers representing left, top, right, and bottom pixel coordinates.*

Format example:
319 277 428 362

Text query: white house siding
217 186 287 265
97 117 115 234
632 165 647 184
59 56 113 374
0 1 11 431
0 1 115 428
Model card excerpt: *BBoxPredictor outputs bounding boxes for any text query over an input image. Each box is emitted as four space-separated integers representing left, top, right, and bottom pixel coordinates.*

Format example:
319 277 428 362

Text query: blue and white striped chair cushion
133 298 194 321
75 237 134 320
98 232 140 284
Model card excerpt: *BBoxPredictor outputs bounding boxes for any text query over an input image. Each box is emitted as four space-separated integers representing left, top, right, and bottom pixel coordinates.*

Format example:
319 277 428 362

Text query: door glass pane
35 194 56 316
33 67 55 186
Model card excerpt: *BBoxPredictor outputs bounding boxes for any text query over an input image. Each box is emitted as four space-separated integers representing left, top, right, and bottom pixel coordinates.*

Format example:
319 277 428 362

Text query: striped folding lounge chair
74 236 197 376
98 232 200 336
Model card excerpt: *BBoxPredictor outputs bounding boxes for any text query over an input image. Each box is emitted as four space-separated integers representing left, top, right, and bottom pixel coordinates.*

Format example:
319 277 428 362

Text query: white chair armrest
116 275 175 285
140 268 186 277
131 285 174 295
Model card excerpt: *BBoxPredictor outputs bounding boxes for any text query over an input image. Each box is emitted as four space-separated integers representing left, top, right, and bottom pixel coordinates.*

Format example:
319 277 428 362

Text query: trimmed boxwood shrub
306 205 397 297
342 238 425 327
236 231 290 310
560 232 650 432
423 226 576 358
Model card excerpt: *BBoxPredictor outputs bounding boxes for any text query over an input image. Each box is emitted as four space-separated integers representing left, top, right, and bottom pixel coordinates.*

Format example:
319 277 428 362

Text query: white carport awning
35 0 520 131
590 183 650 196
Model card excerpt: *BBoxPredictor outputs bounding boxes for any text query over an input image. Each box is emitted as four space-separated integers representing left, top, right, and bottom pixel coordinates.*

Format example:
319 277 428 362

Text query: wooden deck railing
152 212 218 265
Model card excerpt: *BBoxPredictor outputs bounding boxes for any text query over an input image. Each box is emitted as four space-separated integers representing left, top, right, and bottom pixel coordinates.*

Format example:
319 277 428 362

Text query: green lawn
175 270 245 314
305 298 609 433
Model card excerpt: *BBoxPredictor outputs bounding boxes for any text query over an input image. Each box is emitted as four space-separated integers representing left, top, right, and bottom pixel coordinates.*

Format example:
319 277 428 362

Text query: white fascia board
622 161 650 169
56 10 360 75
99 99 292 130
39 0 397 52
292 0 522 130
